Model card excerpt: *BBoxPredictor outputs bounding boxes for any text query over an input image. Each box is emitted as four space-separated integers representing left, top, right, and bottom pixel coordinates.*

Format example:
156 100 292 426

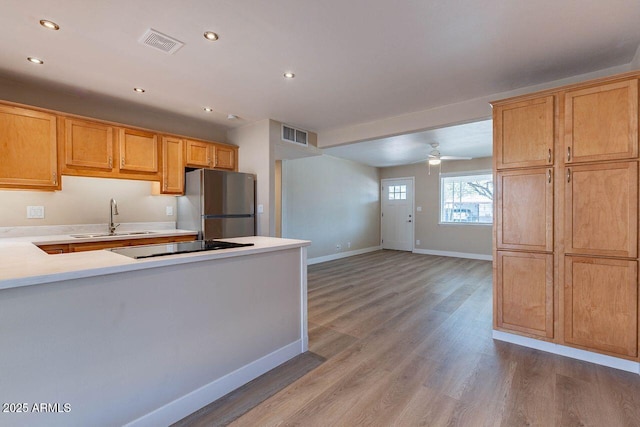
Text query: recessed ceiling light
204 107 213 112
204 31 219 41
283 72 295 79
39 19 60 30
27 57 44 65
227 114 238 120
133 87 145 93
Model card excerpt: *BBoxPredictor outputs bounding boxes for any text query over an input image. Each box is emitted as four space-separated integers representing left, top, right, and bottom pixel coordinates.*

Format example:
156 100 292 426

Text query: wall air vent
282 124 308 146
139 29 184 54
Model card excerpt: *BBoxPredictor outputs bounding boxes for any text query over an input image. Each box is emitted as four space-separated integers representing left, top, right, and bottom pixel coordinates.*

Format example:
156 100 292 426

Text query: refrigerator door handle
203 214 255 219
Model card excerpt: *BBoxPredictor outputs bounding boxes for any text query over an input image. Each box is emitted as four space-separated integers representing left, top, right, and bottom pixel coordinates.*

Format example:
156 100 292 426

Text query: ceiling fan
427 142 472 165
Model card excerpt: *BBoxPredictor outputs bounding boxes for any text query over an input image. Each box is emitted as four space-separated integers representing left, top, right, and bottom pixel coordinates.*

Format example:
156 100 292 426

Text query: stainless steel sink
70 231 156 238
115 231 156 236
70 233 112 238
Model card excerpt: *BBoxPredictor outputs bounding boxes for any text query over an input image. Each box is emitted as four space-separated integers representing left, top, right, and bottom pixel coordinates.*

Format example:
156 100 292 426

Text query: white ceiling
1 0 639 165
323 120 493 167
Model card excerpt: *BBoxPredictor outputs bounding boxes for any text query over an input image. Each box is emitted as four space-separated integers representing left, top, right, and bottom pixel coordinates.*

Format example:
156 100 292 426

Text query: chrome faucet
109 198 120 234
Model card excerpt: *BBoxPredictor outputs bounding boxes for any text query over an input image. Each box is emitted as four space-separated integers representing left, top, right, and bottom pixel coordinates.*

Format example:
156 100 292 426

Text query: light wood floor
175 250 640 426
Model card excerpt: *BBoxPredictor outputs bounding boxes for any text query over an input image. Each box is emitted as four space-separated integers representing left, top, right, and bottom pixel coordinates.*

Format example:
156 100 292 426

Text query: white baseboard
307 246 382 265
124 339 304 427
493 330 640 374
412 248 492 261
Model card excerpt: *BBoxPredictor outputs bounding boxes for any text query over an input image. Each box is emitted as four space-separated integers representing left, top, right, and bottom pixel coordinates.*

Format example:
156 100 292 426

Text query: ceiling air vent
139 29 184 54
282 124 308 146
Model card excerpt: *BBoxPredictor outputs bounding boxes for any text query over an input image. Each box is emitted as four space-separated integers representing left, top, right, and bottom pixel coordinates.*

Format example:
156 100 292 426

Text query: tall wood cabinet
493 71 640 362
494 94 556 339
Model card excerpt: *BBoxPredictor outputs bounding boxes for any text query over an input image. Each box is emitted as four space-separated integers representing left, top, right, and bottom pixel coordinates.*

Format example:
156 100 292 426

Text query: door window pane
389 185 407 200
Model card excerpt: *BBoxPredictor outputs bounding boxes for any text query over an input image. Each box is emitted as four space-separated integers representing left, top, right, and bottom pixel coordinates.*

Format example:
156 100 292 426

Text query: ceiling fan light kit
426 142 472 174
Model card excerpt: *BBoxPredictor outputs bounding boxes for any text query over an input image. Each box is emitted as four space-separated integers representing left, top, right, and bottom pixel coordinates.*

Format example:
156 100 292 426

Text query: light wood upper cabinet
185 139 212 168
565 80 638 163
496 168 553 252
565 161 638 258
64 118 114 170
214 144 236 170
564 256 638 358
496 251 553 338
118 128 158 173
0 104 58 189
161 136 184 194
185 140 237 171
494 95 555 169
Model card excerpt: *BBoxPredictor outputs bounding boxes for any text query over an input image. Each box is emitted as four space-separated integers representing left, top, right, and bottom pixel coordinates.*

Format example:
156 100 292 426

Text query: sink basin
115 231 156 236
70 231 157 238
70 233 112 238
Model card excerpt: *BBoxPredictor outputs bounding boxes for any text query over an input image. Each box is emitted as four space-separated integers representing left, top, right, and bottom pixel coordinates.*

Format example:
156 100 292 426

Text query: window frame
439 170 493 226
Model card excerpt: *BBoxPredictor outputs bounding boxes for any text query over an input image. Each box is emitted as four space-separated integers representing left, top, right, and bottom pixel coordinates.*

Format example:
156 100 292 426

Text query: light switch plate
257 204 264 214
27 206 45 219
416 206 422 212
166 206 174 216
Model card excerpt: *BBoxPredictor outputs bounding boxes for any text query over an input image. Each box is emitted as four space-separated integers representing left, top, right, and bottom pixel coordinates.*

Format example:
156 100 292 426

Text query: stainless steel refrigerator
177 169 256 239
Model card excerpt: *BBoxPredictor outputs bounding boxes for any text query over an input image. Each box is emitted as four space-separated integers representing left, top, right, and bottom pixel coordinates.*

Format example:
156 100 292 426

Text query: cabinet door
565 162 638 258
118 128 158 173
185 140 212 168
214 144 236 170
0 105 58 189
494 96 554 169
64 118 114 170
565 79 638 163
161 136 184 194
496 251 553 338
496 168 553 252
564 256 638 358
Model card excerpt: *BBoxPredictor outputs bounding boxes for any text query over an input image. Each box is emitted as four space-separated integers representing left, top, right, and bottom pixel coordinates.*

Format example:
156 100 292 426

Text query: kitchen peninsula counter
0 235 310 427
0 234 309 290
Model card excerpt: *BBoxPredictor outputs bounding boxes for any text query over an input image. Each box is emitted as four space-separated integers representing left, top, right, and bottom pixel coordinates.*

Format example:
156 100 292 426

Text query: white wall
282 155 380 259
381 157 493 257
0 76 228 142
227 119 273 236
318 63 634 148
0 176 176 227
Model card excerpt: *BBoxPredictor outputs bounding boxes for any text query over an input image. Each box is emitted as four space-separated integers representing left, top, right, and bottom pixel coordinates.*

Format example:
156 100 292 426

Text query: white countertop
0 233 310 291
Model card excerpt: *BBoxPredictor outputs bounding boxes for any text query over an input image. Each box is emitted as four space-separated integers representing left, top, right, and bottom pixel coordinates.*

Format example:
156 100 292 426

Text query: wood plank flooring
174 250 640 426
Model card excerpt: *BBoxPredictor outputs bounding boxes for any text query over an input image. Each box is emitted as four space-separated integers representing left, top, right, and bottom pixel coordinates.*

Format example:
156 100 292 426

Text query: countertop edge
0 237 311 291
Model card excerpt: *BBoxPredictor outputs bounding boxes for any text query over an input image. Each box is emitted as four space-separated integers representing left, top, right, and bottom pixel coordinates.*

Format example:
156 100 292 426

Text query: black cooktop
109 240 254 259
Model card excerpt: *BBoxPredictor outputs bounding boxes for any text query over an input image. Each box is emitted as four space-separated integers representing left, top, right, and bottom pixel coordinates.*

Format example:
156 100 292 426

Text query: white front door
381 178 414 251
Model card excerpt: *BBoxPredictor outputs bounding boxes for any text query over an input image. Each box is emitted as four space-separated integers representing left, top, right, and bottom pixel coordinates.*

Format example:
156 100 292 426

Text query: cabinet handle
108 157 113 168
567 146 571 162
566 168 571 183
121 158 125 168
548 169 552 183
548 149 552 163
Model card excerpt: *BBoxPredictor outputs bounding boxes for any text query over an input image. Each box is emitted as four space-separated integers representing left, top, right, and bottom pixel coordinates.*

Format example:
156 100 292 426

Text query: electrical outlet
27 206 45 219
416 239 421 246
166 206 174 216
347 242 351 249
336 244 341 251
